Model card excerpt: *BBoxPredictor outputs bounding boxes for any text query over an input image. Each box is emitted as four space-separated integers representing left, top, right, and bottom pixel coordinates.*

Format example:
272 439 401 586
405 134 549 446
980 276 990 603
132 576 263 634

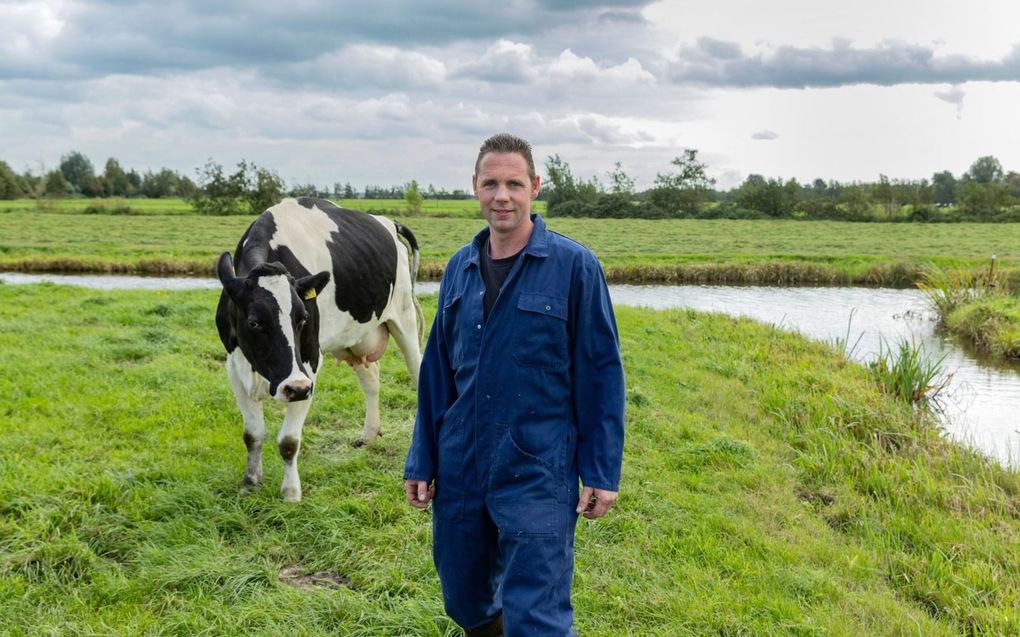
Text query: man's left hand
576 486 617 519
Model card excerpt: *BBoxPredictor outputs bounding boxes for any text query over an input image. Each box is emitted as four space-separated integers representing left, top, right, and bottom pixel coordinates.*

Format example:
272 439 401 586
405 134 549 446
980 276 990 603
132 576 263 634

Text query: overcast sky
3 0 1020 191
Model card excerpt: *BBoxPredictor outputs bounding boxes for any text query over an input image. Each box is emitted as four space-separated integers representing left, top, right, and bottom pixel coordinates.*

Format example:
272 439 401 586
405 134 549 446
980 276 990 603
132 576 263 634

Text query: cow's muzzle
281 380 312 402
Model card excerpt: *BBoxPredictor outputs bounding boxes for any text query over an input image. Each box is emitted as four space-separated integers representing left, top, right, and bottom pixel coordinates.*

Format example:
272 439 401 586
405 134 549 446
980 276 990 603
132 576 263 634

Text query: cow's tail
394 220 425 347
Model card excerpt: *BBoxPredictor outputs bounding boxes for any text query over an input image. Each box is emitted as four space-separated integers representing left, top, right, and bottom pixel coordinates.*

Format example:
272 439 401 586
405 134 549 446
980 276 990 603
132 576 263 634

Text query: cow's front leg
241 408 266 490
227 355 266 490
352 360 382 447
278 398 313 502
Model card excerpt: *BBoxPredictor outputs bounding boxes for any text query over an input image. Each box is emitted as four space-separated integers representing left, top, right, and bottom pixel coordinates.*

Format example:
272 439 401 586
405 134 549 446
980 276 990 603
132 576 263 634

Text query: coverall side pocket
491 423 562 506
433 417 465 521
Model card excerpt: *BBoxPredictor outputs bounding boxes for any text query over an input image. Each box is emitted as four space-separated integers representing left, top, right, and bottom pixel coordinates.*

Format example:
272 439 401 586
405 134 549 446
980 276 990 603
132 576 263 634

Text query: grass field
2 205 1018 286
1 284 1018 635
0 198 527 219
0 198 195 215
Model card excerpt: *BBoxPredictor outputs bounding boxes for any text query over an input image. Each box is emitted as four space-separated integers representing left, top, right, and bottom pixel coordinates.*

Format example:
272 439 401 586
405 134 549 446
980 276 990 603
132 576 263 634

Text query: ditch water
3 272 1018 468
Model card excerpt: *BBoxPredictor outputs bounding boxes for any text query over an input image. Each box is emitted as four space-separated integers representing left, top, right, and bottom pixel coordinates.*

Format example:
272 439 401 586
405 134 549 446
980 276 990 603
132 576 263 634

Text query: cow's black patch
215 291 237 353
300 198 397 324
234 214 278 276
279 436 300 462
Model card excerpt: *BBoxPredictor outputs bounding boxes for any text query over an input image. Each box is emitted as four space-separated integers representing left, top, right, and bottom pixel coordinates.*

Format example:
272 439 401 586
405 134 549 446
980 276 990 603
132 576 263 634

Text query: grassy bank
943 294 1020 358
2 211 1018 287
1 284 1017 635
918 265 1020 360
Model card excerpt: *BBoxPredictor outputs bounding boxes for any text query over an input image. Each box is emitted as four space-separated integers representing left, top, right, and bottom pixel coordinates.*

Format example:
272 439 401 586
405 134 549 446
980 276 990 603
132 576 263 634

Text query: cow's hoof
281 487 302 502
241 476 262 495
352 437 367 448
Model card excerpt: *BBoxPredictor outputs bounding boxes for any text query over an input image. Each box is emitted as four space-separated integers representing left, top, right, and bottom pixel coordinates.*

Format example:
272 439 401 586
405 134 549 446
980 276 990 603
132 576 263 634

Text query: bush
83 204 137 215
547 194 669 219
693 203 766 220
190 160 283 216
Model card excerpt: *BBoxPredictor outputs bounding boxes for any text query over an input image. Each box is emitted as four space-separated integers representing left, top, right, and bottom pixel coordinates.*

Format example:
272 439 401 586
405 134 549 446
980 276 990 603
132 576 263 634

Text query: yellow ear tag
303 289 317 301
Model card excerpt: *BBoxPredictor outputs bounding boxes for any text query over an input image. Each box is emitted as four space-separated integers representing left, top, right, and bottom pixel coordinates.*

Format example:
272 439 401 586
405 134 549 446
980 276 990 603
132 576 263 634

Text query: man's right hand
405 479 435 509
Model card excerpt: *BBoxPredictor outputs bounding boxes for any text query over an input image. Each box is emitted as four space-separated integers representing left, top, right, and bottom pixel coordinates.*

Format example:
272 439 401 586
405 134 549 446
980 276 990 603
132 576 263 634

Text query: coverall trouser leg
433 497 578 637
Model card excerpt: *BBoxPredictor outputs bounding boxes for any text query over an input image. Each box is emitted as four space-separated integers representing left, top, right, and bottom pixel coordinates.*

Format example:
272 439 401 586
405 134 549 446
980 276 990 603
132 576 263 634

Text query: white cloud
282 45 447 90
934 85 965 119
548 50 655 85
453 40 537 83
751 130 778 140
0 1 67 75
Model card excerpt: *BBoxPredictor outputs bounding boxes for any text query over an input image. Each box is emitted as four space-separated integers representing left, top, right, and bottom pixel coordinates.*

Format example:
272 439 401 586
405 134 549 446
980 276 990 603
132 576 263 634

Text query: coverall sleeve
403 275 458 483
571 253 626 492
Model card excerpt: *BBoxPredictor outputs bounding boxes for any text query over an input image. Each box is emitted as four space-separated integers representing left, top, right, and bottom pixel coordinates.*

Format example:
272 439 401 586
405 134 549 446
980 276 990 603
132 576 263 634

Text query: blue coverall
404 214 626 636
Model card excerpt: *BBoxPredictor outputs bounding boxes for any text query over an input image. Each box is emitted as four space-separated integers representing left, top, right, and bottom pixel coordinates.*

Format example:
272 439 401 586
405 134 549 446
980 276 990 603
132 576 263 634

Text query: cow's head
217 252 330 402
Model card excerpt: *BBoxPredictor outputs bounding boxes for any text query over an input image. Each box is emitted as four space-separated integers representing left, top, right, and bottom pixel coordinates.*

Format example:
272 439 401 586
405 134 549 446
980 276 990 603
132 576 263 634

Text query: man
404 133 625 637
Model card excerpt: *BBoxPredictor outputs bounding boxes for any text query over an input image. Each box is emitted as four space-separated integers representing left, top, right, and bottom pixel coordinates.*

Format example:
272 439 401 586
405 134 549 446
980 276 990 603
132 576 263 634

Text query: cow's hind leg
227 358 265 491
352 360 382 447
278 398 313 502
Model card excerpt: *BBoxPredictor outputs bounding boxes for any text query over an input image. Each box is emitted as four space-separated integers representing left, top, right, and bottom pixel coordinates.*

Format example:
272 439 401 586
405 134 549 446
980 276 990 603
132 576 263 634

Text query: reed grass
868 337 951 404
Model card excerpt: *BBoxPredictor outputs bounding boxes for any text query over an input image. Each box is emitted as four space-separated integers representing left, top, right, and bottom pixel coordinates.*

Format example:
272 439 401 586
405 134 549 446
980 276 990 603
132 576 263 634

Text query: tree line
0 152 477 215
544 152 1020 222
0 152 201 201
4 149 1019 220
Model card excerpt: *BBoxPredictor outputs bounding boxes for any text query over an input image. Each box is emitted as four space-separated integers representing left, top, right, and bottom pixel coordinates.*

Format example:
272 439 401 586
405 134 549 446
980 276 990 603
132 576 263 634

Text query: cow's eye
248 319 259 329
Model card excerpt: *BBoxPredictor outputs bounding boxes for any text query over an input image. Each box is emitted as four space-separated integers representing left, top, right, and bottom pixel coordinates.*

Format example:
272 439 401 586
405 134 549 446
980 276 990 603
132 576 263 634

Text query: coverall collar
464 214 550 270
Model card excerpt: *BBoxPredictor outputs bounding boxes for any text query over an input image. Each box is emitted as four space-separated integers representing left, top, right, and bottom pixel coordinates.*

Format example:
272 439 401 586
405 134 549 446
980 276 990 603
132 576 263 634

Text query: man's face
472 152 541 238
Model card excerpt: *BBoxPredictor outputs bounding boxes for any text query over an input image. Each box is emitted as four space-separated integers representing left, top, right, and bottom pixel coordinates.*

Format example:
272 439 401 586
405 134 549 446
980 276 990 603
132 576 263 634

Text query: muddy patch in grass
278 565 352 590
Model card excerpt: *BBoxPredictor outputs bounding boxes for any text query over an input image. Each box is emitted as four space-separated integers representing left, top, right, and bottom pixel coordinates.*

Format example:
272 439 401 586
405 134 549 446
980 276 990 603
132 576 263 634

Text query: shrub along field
1 284 1017 635
1 206 1019 286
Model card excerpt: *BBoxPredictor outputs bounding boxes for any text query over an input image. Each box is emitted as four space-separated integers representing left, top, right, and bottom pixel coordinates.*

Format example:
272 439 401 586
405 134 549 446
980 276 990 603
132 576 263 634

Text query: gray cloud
0 0 659 81
669 38 1020 88
596 8 649 25
537 0 652 11
751 130 778 140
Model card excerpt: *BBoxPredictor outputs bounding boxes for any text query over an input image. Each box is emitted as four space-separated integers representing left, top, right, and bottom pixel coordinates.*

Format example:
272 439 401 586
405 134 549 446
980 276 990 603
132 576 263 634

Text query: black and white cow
215 197 423 501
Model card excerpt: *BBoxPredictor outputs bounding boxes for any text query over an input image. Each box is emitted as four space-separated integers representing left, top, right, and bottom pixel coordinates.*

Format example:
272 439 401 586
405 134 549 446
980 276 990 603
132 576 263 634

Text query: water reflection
3 274 1017 467
0 272 221 291
608 284 1020 468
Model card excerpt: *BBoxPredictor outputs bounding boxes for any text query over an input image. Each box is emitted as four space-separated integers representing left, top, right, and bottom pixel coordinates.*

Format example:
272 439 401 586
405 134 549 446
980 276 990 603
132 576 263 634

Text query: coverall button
545 305 551 311
476 324 481 329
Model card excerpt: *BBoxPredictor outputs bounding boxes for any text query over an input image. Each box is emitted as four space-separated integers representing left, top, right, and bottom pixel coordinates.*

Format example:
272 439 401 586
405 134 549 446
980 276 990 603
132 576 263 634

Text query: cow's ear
297 271 330 302
216 252 245 301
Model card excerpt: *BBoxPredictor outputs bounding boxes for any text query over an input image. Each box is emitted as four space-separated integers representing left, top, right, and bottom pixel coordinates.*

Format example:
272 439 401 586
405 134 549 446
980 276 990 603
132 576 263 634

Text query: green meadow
2 205 1019 286
1 284 1017 635
0 198 520 219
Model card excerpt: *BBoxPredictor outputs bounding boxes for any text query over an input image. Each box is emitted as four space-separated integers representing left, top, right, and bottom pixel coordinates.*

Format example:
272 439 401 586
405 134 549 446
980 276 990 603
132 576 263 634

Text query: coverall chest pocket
512 293 569 370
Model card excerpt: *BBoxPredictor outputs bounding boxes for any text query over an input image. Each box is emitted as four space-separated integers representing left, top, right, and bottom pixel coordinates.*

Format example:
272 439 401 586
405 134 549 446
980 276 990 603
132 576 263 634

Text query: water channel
3 272 1018 468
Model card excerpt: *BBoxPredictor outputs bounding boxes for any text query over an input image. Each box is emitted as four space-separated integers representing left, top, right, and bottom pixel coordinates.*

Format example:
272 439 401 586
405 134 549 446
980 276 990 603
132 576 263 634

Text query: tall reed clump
917 256 1005 317
868 337 950 405
916 262 982 319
